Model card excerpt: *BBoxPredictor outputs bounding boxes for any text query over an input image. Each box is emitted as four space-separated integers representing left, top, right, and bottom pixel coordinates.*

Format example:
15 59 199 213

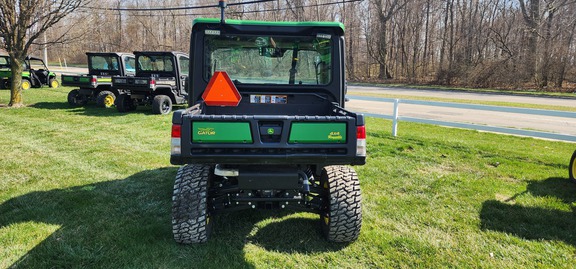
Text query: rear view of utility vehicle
63 52 135 108
170 18 366 244
112 51 189 114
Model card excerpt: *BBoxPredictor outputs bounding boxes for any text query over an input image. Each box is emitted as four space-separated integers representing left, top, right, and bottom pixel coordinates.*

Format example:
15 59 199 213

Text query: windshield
124 56 136 73
204 34 332 85
138 55 174 72
0 56 9 69
28 59 47 70
90 55 120 71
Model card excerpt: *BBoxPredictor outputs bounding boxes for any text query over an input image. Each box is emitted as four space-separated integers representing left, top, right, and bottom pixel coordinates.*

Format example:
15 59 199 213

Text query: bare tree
0 0 88 107
370 0 407 79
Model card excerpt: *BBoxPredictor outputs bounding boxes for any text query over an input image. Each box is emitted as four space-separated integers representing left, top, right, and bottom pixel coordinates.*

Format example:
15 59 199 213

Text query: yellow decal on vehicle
197 128 216 136
328 131 343 140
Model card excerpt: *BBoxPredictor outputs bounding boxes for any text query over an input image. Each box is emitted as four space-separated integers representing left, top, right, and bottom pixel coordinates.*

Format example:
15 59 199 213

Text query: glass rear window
138 55 174 72
90 55 120 71
204 34 332 85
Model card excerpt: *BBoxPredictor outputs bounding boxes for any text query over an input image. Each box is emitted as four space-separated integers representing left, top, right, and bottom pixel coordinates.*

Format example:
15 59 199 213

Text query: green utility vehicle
112 51 189 114
63 52 135 108
170 18 366 243
570 150 576 182
0 55 58 89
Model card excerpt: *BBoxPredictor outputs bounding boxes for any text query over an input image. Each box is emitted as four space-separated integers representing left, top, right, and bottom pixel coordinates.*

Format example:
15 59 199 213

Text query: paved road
348 85 576 107
50 66 87 75
346 86 576 137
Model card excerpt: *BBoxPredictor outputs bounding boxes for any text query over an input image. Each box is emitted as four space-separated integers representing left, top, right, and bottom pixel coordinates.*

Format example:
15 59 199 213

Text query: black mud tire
96 90 116 108
172 164 213 244
67 89 87 106
152 95 172 115
319 165 362 242
116 94 135 112
570 150 576 182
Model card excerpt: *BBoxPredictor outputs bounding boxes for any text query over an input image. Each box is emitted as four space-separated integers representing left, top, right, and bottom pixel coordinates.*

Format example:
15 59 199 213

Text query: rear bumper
172 111 366 166
171 154 365 166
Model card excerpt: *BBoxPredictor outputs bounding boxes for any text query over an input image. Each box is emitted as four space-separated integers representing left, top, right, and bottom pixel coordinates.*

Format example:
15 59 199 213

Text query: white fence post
392 99 399 137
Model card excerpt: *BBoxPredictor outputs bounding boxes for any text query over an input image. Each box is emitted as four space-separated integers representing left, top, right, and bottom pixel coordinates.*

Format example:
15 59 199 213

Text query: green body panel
0 70 55 80
192 122 252 143
62 76 90 83
289 123 347 144
61 75 112 88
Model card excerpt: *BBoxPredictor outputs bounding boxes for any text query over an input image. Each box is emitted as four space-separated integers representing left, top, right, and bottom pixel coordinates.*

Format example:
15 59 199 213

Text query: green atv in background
63 52 135 108
170 18 366 243
0 55 58 90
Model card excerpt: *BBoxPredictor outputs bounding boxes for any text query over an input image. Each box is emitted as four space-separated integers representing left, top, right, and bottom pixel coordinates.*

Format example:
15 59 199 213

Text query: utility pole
43 32 49 68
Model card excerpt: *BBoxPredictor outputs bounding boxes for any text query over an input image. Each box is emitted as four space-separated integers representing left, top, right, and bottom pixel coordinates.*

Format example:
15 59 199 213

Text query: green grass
1 87 575 268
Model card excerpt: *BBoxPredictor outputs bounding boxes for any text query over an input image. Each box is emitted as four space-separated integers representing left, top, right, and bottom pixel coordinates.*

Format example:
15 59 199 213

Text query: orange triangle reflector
202 71 242 106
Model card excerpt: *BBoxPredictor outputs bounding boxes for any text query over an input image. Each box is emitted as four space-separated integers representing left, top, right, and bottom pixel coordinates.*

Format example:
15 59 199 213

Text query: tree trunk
8 56 24 107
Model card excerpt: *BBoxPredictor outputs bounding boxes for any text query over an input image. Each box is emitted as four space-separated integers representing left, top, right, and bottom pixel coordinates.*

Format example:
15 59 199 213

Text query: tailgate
171 111 366 166
61 75 109 88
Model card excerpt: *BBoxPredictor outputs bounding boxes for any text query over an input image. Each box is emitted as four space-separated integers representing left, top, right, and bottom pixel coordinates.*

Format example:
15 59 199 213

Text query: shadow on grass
0 167 340 268
246 217 349 254
480 177 576 246
29 101 156 117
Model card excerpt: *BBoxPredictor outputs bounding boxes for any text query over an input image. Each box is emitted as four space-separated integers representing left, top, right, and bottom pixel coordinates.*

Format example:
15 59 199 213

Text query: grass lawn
0 87 575 268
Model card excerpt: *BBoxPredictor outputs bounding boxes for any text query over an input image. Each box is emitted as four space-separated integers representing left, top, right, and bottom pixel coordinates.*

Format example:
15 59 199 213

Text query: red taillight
356 125 366 157
91 77 97 85
171 124 182 155
171 124 181 138
356 126 366 139
150 79 156 88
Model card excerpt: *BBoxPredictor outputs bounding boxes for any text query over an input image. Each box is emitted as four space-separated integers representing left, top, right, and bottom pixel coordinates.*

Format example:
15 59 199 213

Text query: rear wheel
152 95 172 114
116 94 135 112
96 90 116 108
49 78 59 88
570 150 576 182
172 164 213 244
21 79 31 90
67 89 87 106
319 165 362 242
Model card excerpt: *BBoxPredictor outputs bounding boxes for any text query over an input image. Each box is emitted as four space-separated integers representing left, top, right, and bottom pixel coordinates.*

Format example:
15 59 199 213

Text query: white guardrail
348 95 576 142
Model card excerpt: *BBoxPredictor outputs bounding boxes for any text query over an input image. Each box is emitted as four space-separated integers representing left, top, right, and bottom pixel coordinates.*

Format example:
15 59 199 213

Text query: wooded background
35 0 576 91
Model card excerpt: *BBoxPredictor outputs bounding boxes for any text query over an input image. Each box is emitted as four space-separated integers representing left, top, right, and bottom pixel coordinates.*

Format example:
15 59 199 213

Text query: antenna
219 0 227 23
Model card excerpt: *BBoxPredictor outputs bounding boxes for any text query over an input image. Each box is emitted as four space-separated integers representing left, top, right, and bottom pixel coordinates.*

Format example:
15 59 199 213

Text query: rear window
204 34 332 85
90 55 120 71
138 55 174 72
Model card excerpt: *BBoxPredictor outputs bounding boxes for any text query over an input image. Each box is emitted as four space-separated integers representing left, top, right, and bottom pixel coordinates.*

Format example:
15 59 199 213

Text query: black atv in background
112 51 189 114
63 52 135 108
